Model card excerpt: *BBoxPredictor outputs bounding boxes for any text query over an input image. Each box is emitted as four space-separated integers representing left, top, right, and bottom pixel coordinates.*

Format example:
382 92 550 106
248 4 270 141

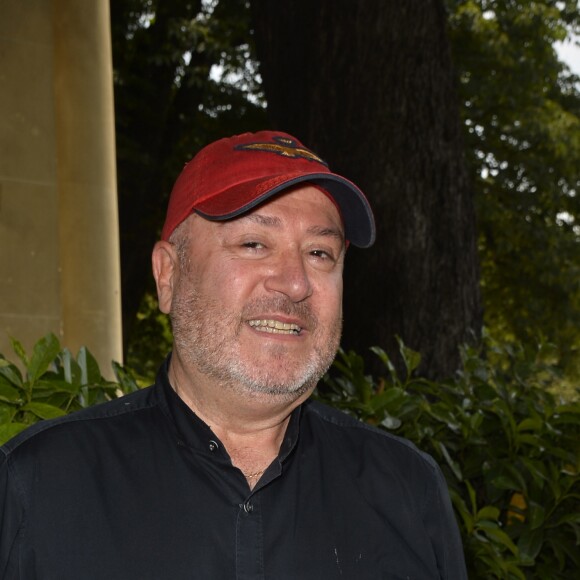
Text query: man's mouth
248 319 302 335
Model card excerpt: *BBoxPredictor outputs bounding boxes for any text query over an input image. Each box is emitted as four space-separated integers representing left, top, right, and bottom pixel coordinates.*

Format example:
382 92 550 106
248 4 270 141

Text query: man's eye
242 241 264 250
310 249 333 261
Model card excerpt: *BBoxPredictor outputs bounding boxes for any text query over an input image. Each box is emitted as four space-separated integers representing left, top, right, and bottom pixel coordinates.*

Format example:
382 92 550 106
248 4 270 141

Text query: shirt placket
235 490 264 580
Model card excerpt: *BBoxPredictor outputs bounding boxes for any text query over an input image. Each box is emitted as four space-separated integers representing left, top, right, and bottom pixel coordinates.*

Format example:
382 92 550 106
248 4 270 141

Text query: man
0 131 467 579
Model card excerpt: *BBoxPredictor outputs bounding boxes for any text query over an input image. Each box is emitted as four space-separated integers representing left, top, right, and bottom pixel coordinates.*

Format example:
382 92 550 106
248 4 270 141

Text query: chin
236 379 314 403
230 358 327 400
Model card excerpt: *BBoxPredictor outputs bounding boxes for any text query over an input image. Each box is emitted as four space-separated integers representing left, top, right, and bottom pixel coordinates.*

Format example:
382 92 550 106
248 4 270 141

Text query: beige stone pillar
0 0 61 357
52 0 123 371
0 0 123 375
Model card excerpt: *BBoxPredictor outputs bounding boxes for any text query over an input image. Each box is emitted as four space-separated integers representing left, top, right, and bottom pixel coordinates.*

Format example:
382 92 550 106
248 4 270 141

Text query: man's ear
152 241 179 314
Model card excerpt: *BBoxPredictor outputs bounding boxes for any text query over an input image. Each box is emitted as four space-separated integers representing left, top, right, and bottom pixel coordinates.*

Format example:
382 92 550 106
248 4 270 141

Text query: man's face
164 185 345 402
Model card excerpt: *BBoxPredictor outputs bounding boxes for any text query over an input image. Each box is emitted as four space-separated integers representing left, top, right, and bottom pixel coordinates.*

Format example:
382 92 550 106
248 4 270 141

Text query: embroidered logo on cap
235 136 328 166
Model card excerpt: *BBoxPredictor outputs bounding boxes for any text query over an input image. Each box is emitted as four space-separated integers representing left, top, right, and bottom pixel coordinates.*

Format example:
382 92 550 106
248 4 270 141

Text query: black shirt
0 360 467 579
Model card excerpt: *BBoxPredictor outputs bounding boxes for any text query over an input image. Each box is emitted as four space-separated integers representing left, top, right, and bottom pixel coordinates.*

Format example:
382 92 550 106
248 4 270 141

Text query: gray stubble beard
170 279 342 403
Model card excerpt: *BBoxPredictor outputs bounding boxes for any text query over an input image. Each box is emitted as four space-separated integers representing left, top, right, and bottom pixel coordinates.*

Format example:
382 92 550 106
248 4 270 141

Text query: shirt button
243 501 253 514
208 440 219 452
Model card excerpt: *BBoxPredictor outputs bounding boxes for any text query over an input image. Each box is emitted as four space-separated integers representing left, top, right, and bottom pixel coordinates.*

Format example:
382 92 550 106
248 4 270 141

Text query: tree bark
251 0 482 378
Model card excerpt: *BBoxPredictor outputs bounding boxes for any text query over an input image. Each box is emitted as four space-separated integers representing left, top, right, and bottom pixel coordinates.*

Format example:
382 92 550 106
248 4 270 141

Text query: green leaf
516 433 541 447
369 346 397 376
27 334 61 385
552 413 580 426
427 403 461 431
61 348 82 386
33 379 79 396
465 480 477 515
558 536 580 567
112 361 139 394
0 382 23 403
0 362 23 388
10 337 29 367
528 502 546 531
554 404 580 416
449 488 474 533
503 562 526 580
548 538 567 570
396 337 421 378
77 347 102 385
566 522 580 548
470 411 483 432
0 404 15 425
520 457 548 488
479 525 519 556
0 423 28 445
517 417 543 432
476 506 501 521
370 387 406 412
21 402 66 420
518 528 544 564
491 474 521 491
439 442 463 481
555 512 580 526
476 519 501 531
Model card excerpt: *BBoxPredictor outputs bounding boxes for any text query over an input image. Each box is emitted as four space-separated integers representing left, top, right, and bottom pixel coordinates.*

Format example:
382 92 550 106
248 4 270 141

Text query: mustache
241 296 318 330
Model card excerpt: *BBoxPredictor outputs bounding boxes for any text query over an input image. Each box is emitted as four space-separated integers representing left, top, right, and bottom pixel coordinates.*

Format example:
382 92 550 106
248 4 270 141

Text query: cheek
315 276 343 322
201 262 261 304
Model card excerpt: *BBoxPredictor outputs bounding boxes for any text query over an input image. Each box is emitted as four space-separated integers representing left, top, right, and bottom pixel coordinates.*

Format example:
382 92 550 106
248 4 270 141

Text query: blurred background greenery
109 0 580 391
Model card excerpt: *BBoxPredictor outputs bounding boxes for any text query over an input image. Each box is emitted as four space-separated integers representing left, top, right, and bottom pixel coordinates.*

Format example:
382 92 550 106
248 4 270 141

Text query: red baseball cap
161 131 376 248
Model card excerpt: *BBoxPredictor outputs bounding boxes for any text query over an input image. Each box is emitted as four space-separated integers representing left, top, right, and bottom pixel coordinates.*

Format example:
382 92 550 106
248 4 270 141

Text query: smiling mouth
248 319 302 335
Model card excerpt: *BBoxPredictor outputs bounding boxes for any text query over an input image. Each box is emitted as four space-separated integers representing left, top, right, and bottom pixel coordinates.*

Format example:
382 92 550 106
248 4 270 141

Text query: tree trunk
251 0 482 378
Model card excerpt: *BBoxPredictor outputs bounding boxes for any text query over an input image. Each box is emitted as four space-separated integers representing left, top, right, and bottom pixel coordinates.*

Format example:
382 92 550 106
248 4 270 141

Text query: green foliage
316 337 580 579
0 334 139 445
2 333 579 576
446 0 580 376
126 291 173 382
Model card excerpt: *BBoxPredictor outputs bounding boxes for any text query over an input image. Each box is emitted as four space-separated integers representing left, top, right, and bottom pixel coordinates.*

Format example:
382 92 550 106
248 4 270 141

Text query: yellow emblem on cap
235 136 328 166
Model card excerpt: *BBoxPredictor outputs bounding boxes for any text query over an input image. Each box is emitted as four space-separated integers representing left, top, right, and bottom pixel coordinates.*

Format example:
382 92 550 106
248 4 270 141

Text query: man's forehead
234 212 345 242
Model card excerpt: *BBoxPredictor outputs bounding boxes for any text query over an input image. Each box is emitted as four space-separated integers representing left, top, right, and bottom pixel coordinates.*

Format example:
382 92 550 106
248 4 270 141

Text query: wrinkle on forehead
229 211 344 243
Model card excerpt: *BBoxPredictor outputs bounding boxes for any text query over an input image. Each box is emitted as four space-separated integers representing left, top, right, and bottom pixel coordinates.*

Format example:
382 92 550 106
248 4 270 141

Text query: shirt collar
156 354 302 464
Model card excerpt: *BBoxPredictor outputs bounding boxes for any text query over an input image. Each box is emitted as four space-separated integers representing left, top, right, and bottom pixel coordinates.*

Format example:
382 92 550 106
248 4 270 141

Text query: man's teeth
249 320 301 334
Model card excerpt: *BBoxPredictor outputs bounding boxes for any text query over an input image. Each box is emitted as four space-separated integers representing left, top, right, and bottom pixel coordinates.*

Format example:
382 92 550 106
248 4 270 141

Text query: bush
316 337 580 579
1 333 579 578
0 334 138 445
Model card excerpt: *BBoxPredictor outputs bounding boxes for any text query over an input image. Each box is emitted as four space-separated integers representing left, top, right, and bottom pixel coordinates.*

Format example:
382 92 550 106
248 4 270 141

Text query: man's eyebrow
306 225 345 243
232 213 345 243
243 213 282 227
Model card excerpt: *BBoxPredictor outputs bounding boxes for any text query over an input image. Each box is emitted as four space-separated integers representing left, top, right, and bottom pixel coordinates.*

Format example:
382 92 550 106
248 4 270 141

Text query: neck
168 353 310 488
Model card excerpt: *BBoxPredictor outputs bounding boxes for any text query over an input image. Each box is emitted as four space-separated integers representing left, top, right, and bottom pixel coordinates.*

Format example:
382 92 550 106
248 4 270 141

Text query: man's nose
263 250 313 303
